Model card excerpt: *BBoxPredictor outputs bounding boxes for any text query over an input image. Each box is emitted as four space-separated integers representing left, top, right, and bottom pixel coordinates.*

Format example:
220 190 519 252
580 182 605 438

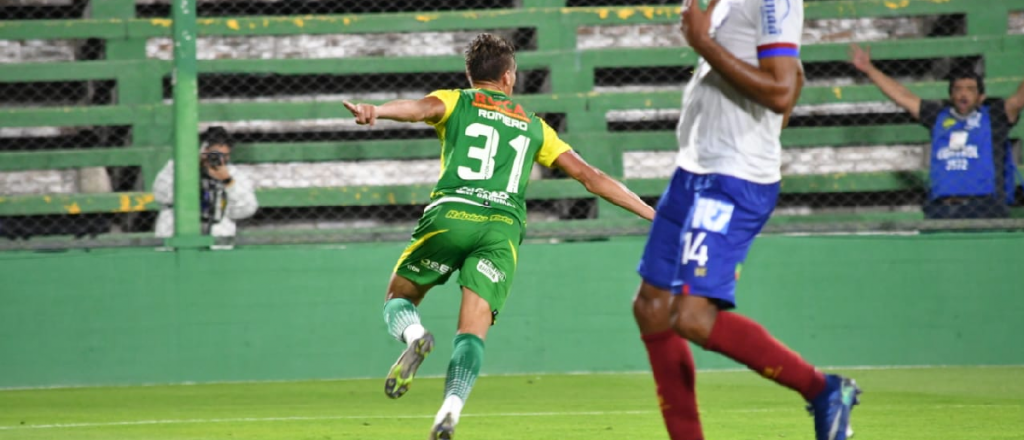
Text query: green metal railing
1 0 1023 247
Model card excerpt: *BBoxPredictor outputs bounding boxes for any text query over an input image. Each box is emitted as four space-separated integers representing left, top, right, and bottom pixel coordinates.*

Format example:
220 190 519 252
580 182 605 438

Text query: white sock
433 395 465 426
403 324 426 347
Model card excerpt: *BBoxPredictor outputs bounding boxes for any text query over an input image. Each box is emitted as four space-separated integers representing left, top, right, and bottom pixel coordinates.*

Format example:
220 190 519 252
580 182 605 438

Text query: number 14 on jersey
682 232 709 267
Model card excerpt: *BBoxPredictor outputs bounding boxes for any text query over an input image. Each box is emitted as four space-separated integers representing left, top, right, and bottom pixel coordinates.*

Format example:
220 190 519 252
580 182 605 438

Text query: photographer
153 127 258 238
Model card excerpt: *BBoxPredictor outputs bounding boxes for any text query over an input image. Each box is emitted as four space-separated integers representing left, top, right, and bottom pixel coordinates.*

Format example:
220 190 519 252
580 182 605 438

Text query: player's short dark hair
465 33 517 83
948 71 985 95
202 126 233 150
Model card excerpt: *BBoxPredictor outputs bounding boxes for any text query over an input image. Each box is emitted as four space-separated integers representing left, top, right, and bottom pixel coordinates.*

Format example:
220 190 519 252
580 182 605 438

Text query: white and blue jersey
676 0 803 184
639 0 803 306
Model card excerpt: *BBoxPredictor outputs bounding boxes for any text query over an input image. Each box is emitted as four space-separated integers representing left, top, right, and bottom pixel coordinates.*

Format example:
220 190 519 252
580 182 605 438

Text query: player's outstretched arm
343 97 447 126
554 151 655 221
680 0 802 115
849 44 923 120
1005 79 1024 125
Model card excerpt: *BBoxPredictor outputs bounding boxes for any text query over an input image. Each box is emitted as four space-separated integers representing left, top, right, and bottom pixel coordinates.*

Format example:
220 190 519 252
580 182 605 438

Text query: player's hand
849 44 874 73
643 205 656 222
343 100 378 126
680 0 720 51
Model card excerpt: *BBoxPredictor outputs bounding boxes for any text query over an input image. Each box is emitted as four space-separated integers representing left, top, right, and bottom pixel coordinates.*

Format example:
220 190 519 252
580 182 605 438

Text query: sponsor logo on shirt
476 259 506 283
965 111 982 130
761 0 781 35
489 214 514 225
472 92 530 122
420 259 452 275
455 187 514 207
690 196 735 234
938 130 977 171
761 0 792 36
445 209 515 225
446 210 489 222
937 145 979 160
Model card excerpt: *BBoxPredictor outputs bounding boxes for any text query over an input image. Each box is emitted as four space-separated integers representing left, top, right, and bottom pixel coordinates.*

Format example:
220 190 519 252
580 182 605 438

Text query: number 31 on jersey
457 122 531 193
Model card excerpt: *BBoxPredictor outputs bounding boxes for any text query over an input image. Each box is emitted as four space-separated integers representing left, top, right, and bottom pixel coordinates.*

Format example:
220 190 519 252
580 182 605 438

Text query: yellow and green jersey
425 88 572 225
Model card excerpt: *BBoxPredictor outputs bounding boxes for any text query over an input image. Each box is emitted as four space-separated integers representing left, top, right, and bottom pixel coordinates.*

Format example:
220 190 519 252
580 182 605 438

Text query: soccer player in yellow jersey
344 34 655 439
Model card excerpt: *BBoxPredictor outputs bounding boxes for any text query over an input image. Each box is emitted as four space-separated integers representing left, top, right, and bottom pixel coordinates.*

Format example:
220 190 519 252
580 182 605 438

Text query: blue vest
929 105 1017 201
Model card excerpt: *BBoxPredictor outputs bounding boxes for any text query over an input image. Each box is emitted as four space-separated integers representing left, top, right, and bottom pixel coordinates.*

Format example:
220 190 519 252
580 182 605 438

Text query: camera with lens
199 126 232 178
203 151 228 167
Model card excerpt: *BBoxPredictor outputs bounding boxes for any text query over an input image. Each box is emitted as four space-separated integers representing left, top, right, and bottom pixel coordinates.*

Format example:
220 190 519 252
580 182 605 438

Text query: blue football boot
808 375 861 440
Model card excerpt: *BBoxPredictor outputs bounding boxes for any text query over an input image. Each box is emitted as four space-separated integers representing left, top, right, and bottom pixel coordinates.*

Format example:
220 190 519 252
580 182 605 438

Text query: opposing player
632 1 860 440
344 34 654 439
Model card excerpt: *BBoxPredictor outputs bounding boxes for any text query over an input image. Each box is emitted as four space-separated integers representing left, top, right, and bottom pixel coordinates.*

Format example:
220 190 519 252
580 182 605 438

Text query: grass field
1 366 1021 440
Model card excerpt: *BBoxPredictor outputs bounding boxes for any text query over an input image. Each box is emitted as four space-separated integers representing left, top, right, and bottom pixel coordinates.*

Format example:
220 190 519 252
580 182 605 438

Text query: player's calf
425 289 491 437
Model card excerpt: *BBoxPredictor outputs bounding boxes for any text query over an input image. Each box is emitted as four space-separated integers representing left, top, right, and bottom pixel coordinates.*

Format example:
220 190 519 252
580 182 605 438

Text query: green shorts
393 203 523 322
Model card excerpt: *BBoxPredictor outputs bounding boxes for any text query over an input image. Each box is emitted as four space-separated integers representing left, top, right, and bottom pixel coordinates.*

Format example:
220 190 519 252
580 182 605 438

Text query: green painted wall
1 234 1022 388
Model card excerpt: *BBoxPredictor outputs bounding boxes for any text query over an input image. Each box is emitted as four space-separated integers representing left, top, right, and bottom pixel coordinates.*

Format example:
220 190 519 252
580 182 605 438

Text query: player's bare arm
553 150 656 221
781 62 805 128
1004 79 1024 124
849 44 923 119
680 0 802 115
343 97 447 126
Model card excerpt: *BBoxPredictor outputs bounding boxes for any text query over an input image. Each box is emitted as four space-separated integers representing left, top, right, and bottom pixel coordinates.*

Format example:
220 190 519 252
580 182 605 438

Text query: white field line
3 364 1021 391
1 411 655 430
2 405 1020 431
